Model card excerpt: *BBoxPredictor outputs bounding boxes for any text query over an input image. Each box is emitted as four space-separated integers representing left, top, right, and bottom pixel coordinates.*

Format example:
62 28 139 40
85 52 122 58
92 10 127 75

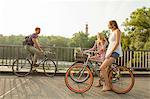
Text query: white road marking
0 78 30 99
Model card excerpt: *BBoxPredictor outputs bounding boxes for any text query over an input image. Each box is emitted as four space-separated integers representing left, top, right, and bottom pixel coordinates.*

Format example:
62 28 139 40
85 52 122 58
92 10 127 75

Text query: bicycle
65 51 135 94
12 51 57 77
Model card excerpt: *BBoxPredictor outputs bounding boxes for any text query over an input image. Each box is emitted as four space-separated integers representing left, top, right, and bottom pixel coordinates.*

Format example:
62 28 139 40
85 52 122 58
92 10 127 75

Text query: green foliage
102 30 110 38
0 35 24 45
124 7 150 50
88 36 97 48
0 34 69 47
69 31 89 48
0 31 106 49
39 36 69 47
121 32 130 50
144 37 150 50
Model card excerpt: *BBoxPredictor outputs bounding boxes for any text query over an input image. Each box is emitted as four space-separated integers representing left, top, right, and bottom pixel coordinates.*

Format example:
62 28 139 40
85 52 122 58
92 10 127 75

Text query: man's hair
35 27 41 31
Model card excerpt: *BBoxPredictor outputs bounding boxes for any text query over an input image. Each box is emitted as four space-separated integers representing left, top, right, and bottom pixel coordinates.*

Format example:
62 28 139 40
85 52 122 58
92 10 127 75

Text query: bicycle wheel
65 64 94 93
43 58 57 77
12 59 32 77
70 62 90 83
109 66 135 94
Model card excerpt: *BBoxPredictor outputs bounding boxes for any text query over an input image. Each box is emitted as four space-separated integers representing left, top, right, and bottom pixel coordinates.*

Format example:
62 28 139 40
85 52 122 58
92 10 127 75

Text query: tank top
105 30 123 57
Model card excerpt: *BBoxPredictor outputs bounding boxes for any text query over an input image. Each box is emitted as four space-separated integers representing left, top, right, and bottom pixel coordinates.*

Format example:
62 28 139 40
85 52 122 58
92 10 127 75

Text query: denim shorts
110 52 119 59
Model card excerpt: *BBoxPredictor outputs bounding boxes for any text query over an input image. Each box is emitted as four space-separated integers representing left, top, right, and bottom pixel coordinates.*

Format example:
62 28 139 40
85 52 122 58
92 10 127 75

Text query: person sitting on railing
84 32 108 62
24 27 43 67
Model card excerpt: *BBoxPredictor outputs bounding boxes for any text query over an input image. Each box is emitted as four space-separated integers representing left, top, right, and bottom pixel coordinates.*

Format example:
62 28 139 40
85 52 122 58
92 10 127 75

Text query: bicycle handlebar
82 51 96 57
43 51 56 57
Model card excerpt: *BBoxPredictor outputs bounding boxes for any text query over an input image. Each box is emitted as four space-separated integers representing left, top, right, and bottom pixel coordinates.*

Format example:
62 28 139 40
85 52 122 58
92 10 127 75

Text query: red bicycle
65 51 135 94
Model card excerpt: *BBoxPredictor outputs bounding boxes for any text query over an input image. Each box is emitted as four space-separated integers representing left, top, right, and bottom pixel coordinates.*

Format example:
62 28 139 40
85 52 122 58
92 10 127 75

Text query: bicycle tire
43 58 57 77
12 59 32 77
65 64 94 93
109 66 135 94
69 62 90 83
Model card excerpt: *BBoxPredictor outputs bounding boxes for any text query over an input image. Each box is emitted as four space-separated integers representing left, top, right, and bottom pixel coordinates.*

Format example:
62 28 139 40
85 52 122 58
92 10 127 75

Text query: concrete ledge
0 71 150 77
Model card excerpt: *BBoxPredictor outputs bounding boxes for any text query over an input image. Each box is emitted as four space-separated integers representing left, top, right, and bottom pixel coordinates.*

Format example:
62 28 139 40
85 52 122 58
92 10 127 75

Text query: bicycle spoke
65 63 93 93
43 59 57 77
109 66 135 94
12 59 31 77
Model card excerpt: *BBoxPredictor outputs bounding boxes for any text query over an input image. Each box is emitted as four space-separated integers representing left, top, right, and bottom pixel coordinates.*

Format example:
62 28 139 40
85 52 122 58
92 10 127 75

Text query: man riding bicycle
24 27 43 67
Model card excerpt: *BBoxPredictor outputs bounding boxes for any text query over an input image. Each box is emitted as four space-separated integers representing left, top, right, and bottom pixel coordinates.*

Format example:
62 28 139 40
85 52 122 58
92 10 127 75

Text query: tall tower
85 24 88 35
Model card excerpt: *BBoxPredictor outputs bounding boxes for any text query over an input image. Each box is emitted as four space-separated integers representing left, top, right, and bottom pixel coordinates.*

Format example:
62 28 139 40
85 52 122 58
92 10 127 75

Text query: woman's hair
109 20 119 29
97 32 106 42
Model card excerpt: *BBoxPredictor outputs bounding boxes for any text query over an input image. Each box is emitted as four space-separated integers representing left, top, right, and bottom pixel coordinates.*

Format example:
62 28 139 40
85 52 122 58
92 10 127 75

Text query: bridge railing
116 50 150 69
0 45 149 72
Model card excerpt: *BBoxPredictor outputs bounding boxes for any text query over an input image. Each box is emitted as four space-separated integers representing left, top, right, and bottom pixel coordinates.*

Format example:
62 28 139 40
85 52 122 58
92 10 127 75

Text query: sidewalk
0 66 150 77
0 76 150 99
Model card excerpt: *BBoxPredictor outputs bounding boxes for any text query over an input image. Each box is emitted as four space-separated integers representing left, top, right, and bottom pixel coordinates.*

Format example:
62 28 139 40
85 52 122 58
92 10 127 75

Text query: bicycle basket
75 52 88 62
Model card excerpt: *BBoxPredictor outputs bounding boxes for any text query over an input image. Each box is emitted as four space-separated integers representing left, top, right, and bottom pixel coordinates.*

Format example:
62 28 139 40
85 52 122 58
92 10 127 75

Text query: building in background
85 23 88 35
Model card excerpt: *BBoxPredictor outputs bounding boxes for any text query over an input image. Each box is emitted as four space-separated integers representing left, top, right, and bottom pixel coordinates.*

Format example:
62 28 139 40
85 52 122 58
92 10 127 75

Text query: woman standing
100 20 123 91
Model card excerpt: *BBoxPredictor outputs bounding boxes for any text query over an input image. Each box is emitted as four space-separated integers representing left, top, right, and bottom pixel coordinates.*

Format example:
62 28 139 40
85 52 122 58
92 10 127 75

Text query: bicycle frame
73 51 120 82
27 55 48 66
74 52 101 81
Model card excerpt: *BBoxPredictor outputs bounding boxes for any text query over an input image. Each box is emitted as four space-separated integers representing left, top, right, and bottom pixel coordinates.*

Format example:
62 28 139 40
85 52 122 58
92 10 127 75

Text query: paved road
0 75 150 99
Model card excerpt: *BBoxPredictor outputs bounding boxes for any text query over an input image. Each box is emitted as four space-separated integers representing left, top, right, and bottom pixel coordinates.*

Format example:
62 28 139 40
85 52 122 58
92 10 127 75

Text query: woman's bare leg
100 57 115 91
94 70 103 87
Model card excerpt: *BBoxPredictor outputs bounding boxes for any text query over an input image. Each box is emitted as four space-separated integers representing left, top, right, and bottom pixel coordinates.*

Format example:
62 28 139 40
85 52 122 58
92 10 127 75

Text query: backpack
22 35 32 45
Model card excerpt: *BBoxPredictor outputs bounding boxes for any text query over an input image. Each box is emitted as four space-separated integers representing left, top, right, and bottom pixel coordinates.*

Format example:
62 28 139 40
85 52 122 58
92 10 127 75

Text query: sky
0 0 150 37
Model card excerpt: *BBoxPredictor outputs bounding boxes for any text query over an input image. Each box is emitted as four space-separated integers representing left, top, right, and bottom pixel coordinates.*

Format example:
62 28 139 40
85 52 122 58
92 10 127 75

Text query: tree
88 36 97 48
102 30 110 39
121 32 130 50
123 7 150 50
69 31 89 48
39 36 69 47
